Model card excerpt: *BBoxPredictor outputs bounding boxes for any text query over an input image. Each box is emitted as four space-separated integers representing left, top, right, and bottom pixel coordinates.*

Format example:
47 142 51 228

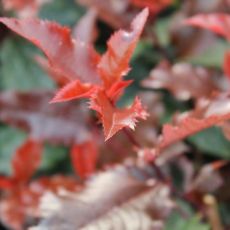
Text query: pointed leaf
90 91 148 140
50 80 98 103
0 17 101 84
98 8 149 88
73 9 98 44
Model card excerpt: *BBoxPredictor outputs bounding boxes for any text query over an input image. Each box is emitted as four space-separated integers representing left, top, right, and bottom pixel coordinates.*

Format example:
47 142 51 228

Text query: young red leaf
98 8 149 88
73 9 98 44
131 0 172 14
50 80 98 103
71 141 98 178
90 91 148 140
0 18 101 84
106 80 133 102
224 51 230 79
184 14 230 41
12 138 43 183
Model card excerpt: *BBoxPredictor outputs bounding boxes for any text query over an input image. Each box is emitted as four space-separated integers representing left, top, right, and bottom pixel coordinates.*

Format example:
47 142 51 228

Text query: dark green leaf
189 127 230 159
0 38 54 90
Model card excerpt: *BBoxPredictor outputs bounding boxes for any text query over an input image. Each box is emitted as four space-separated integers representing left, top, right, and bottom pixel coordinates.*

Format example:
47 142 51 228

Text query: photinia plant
0 2 230 230
0 8 149 141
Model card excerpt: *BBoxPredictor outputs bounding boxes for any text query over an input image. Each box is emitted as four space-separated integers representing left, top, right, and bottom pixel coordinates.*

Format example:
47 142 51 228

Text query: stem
203 195 224 230
123 128 141 148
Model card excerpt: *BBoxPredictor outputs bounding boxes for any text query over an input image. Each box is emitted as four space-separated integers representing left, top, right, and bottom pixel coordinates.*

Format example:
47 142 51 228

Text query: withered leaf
32 162 174 230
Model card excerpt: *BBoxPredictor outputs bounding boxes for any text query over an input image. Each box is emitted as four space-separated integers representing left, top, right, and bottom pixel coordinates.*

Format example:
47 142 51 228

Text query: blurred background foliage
0 0 230 229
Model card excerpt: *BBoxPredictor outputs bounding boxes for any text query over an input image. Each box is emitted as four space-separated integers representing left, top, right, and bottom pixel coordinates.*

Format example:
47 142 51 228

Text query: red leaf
0 175 79 230
12 138 43 183
50 80 98 103
73 9 98 44
106 80 133 102
90 91 148 140
224 51 230 79
158 93 230 150
131 0 172 14
0 177 13 190
184 14 230 41
0 17 101 84
0 9 149 141
159 115 230 149
71 141 98 178
98 8 149 89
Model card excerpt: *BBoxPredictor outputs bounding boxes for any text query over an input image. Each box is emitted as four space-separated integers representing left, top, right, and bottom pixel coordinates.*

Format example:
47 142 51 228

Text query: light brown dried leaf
32 163 174 230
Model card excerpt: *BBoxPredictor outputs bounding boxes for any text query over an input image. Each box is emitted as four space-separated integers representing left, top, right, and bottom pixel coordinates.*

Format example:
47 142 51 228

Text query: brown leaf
0 175 80 230
77 0 136 28
188 161 224 193
142 61 218 101
0 91 92 145
32 162 174 230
